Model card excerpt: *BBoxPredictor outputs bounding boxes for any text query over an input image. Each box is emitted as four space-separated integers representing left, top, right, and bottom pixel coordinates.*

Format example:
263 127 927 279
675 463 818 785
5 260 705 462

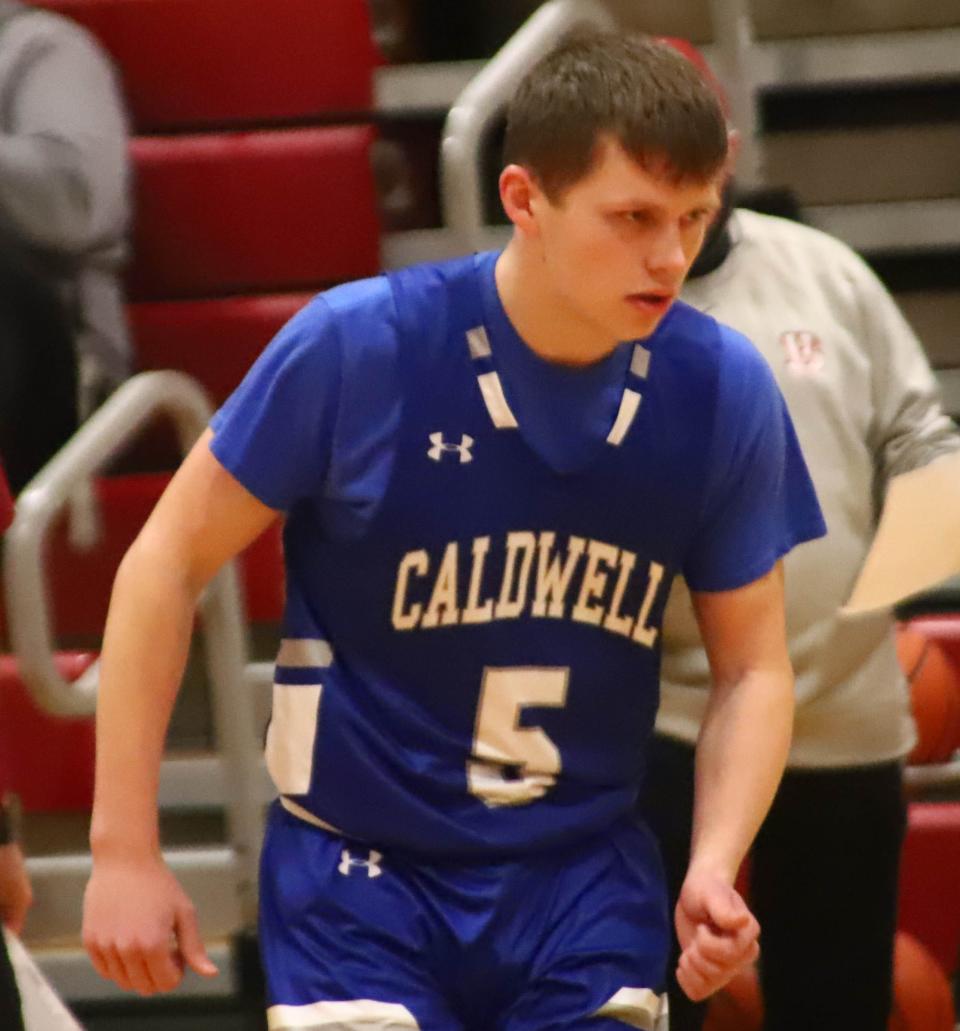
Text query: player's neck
494 243 619 368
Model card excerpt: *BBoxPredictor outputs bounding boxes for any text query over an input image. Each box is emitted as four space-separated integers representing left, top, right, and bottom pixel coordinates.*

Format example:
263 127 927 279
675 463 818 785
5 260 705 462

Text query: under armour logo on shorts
428 432 474 463
338 848 384 878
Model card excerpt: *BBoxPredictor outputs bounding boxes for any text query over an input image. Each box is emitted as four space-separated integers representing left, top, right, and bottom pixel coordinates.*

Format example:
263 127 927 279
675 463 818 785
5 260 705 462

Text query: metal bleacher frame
379 10 960 262
3 372 269 1000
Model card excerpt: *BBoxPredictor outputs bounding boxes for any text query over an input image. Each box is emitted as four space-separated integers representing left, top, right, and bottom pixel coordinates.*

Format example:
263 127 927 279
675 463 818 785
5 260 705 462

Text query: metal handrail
707 0 764 189
3 370 263 924
440 0 772 248
440 0 614 252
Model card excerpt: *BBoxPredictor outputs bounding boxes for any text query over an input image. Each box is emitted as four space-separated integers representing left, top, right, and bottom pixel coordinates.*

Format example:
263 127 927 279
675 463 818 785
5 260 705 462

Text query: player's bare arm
677 562 794 1001
82 430 278 995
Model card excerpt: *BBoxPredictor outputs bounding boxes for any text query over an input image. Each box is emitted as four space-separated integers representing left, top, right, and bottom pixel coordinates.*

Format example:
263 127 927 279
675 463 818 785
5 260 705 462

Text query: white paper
843 450 960 615
3 929 83 1030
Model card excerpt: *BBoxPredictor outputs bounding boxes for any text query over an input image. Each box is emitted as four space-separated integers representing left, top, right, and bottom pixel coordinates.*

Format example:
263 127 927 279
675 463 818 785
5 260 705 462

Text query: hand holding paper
843 450 960 615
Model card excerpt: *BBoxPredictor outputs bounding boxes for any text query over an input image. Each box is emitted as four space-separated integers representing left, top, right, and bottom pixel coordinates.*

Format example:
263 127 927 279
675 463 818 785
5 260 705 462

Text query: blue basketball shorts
258 802 671 1030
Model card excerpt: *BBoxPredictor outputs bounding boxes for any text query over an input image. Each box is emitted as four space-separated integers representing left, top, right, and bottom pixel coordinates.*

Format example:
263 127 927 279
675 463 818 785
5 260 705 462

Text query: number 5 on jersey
467 667 568 807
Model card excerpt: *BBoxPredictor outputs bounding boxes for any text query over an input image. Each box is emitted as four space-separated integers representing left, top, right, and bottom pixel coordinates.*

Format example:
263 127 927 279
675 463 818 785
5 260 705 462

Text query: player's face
532 138 722 342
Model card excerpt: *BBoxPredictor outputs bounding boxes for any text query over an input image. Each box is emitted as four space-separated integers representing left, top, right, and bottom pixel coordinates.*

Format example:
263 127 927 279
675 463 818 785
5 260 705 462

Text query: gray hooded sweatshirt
0 0 130 413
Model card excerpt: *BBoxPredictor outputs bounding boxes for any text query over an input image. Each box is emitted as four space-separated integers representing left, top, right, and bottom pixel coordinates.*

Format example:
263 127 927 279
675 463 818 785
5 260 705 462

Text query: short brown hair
503 31 728 199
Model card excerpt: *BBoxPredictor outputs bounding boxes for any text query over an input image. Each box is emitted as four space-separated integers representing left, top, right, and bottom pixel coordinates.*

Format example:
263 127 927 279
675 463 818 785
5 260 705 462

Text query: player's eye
621 210 654 226
681 209 712 228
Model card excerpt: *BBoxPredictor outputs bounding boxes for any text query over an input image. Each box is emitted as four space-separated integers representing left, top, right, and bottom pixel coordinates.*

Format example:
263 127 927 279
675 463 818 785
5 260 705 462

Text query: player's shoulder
280 274 397 357
660 300 779 416
660 299 765 372
385 252 481 317
319 273 395 324
323 254 478 328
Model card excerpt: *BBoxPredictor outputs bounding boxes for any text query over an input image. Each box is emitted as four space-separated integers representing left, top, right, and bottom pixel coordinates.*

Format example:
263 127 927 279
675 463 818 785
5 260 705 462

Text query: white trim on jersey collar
476 370 519 429
466 325 520 429
466 325 492 359
607 388 642 447
465 328 652 444
631 344 652 379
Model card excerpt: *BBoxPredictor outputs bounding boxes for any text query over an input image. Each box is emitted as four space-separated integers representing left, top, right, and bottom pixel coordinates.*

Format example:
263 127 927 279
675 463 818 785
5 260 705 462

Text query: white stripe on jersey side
466 325 492 359
279 797 344 836
606 389 642 446
593 986 669 1030
477 371 519 429
630 343 652 379
277 638 334 668
267 998 420 1029
265 684 322 796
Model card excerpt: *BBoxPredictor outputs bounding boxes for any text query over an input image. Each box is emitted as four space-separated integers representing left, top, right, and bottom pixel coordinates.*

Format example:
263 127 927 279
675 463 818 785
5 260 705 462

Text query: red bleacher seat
127 128 380 302
0 474 284 648
31 0 380 133
130 294 313 406
0 4 373 794
26 0 383 381
0 652 97 811
899 802 960 976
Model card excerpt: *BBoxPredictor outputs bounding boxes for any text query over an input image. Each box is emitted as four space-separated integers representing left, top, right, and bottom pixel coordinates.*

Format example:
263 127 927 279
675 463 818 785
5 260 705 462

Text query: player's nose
645 226 687 279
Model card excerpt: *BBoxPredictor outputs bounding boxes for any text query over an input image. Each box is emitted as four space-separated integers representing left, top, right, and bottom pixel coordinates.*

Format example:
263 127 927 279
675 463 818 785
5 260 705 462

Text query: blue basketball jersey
211 251 825 857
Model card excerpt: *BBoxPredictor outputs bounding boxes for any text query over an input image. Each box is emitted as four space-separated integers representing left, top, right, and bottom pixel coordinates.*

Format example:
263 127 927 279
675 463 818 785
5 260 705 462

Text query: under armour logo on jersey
428 432 474 463
338 848 383 878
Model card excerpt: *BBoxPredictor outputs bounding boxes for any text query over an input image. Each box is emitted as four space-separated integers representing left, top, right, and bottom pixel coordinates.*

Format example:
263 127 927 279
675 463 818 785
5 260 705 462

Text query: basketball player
82 34 825 1029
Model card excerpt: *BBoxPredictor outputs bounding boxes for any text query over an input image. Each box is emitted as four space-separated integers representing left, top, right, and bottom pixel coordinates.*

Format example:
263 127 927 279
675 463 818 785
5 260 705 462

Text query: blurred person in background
0 0 130 491
640 38 960 1031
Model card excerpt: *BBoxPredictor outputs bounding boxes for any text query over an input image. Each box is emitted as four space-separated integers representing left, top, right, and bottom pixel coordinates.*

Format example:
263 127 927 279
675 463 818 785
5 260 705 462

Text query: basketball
888 931 956 1030
704 964 763 1031
895 625 960 764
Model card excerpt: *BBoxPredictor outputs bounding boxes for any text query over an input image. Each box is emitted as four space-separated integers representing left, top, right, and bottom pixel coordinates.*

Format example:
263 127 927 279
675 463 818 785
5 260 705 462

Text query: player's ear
499 163 542 237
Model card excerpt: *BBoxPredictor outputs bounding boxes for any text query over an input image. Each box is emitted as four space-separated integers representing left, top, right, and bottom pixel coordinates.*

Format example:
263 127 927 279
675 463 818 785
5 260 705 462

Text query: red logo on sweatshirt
780 330 824 374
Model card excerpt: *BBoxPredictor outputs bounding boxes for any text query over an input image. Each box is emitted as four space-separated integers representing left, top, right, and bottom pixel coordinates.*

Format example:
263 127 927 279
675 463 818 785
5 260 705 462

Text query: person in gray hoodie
641 39 960 1031
0 0 130 490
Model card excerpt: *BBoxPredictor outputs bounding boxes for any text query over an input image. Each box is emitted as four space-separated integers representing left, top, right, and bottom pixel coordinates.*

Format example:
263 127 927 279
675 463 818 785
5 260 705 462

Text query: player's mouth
626 291 674 315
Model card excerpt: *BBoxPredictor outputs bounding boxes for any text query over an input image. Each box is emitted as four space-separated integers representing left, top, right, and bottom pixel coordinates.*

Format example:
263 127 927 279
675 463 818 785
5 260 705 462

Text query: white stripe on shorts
593 986 669 1029
266 998 420 1029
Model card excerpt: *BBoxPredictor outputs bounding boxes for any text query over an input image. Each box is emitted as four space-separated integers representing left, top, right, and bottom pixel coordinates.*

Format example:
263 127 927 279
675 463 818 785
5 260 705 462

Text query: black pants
640 735 907 1031
0 930 24 1031
0 233 78 493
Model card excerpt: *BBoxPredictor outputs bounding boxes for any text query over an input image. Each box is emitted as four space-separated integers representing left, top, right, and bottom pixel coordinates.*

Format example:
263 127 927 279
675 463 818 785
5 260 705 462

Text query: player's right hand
82 853 218 996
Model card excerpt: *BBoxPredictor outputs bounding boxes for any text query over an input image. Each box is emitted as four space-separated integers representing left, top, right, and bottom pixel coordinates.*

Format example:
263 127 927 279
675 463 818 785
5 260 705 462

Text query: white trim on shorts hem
266 999 420 1029
593 986 669 1030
